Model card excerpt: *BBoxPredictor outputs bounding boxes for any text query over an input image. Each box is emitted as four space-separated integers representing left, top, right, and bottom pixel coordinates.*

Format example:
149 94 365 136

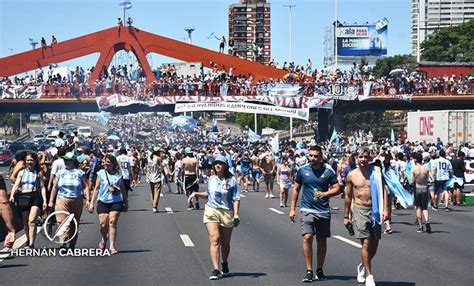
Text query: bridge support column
318 109 329 142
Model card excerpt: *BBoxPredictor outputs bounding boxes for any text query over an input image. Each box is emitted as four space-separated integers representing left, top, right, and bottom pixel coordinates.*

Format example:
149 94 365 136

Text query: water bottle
346 223 355 236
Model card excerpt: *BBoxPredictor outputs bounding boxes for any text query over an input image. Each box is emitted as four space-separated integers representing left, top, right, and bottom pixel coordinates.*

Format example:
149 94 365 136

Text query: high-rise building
411 0 474 59
229 0 271 64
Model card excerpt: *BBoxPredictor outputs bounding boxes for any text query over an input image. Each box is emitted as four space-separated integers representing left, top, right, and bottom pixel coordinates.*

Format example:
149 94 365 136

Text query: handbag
105 171 121 194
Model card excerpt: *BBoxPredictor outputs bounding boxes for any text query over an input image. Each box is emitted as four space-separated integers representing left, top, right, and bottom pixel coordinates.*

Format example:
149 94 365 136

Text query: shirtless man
344 148 391 286
182 147 200 210
410 153 433 233
260 155 276 198
250 150 260 192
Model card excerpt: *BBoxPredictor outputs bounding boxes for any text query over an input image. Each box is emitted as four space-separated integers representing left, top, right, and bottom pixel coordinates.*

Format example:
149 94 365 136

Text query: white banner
175 102 310 121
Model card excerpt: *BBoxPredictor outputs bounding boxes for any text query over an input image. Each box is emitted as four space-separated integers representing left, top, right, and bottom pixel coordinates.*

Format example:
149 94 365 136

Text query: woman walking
49 152 90 249
276 157 293 207
9 152 47 248
88 154 128 254
188 155 241 280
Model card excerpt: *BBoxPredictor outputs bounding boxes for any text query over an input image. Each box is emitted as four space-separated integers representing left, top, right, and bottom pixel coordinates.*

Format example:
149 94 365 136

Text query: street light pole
284 4 296 63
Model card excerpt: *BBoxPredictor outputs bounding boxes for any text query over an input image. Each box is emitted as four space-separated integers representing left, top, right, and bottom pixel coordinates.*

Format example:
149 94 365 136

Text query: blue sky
0 0 411 70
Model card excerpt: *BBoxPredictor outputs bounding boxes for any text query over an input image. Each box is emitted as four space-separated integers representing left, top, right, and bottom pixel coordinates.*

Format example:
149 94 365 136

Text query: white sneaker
264 194 269 199
365 274 375 286
269 194 275 198
357 263 366 283
152 207 157 213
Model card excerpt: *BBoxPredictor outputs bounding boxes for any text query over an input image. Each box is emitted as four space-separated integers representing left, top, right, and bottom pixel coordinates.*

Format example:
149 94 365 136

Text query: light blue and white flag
266 83 301 97
383 167 413 209
248 128 261 143
270 133 279 154
390 129 395 145
97 111 111 126
369 166 384 225
212 118 218 132
170 115 198 132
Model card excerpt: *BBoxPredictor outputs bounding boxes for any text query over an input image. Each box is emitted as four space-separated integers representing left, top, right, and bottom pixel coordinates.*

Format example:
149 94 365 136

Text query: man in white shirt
117 148 135 193
432 150 453 211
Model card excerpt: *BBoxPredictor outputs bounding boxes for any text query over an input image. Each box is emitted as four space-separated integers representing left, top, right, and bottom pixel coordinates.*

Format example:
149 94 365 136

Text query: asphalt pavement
0 170 473 286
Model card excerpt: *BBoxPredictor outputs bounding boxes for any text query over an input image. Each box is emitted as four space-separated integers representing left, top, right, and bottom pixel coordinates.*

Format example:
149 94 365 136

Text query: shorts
184 175 198 196
263 174 274 183
279 180 292 189
241 168 251 176
251 169 260 181
17 192 41 212
353 205 381 240
203 206 233 228
300 211 331 237
427 184 434 192
97 200 124 214
434 180 448 194
414 187 430 210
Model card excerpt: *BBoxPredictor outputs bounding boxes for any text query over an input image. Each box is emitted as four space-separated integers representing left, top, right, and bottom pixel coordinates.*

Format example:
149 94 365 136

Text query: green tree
421 19 474 62
371 55 417 78
343 111 403 139
235 113 290 133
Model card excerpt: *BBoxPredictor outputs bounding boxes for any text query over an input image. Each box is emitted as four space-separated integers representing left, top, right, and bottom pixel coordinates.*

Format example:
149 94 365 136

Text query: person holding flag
344 148 391 286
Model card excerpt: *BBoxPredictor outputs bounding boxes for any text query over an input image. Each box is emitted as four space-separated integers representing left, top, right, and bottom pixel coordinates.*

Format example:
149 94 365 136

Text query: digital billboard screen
336 18 388 57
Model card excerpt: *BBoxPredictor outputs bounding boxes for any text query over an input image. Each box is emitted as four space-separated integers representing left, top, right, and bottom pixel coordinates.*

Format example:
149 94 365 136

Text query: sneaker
383 228 393 234
209 269 222 280
99 239 107 250
269 194 275 198
264 194 269 199
357 263 366 283
417 226 424 233
187 204 194 210
365 274 375 286
152 207 157 213
221 261 230 277
431 206 438 211
110 248 118 255
280 204 284 208
302 270 314 283
425 223 432 233
315 268 327 281
445 207 450 212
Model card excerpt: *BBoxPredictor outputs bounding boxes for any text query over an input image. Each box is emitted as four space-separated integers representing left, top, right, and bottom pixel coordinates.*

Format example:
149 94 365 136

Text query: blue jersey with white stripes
206 176 240 211
56 168 85 198
21 169 37 190
97 169 124 203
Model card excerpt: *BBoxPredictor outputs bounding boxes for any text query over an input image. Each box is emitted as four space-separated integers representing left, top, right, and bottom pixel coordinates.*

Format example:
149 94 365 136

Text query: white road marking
179 234 195 247
0 228 41 262
165 207 174 214
333 235 362 248
269 208 285 215
240 194 246 198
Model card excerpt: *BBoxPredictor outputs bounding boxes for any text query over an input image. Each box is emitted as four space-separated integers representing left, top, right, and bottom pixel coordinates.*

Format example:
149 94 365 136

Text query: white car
33 134 45 143
465 159 474 184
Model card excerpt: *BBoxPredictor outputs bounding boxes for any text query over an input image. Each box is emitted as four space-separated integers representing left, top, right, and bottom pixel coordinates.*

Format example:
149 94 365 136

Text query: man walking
344 148 391 286
289 145 340 282
410 153 433 233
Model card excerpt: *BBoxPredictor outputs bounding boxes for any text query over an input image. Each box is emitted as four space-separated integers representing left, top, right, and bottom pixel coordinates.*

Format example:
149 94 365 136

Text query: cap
62 151 76 161
213 155 228 166
153 146 161 152
185 147 193 154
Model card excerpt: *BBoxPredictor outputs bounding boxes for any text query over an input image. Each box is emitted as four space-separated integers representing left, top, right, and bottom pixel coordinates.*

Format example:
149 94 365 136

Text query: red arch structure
0 26 286 82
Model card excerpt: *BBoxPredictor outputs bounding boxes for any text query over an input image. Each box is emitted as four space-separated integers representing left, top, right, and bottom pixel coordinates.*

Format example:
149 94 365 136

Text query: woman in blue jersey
9 152 47 248
88 154 128 255
188 155 240 280
49 152 90 249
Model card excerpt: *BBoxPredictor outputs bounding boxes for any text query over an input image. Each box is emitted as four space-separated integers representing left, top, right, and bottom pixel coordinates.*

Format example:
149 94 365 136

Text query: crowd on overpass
1 60 473 100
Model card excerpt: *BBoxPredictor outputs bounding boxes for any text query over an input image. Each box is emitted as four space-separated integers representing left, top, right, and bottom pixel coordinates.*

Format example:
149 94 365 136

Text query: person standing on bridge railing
215 35 226 53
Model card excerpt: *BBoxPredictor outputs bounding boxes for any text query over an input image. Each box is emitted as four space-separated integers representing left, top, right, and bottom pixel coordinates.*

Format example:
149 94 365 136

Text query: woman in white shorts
188 155 241 280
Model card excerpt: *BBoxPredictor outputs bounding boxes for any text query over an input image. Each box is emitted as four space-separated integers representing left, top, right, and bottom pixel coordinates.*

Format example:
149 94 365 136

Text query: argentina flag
170 116 198 132
248 128 261 143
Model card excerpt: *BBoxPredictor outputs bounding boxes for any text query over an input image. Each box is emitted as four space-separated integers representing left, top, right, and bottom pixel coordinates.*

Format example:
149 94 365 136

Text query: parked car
33 134 45 143
0 149 13 166
8 142 26 154
0 139 8 150
465 159 474 184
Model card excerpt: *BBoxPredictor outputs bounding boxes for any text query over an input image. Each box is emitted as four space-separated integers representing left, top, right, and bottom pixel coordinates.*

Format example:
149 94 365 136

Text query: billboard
336 18 388 57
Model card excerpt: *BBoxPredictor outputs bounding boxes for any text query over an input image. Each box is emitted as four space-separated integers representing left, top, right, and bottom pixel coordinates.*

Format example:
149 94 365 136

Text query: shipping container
407 110 474 145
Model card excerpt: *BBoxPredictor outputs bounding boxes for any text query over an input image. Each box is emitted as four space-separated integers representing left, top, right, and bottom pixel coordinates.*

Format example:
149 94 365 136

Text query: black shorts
184 175 198 196
97 200 124 214
17 192 41 212
414 188 430 210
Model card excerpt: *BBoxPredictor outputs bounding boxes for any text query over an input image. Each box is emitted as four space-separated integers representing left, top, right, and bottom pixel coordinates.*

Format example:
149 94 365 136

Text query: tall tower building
411 0 474 59
229 0 271 64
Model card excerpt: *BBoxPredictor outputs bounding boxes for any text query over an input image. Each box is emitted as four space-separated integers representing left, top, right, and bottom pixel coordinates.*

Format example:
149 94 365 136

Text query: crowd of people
1 58 472 101
1 111 473 283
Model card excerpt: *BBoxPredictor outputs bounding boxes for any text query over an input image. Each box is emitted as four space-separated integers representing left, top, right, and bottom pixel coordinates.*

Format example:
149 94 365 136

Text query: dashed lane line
268 208 285 215
333 235 362 248
179 234 195 247
165 207 174 214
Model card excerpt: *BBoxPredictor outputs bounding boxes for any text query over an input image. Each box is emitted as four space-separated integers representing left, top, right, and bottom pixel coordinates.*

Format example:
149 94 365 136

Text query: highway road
0 169 473 286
